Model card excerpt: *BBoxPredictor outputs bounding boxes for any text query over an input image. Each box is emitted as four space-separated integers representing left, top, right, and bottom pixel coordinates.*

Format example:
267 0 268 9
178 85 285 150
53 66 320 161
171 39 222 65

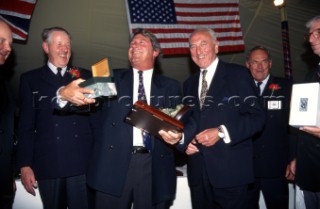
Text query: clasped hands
59 79 96 106
185 128 220 155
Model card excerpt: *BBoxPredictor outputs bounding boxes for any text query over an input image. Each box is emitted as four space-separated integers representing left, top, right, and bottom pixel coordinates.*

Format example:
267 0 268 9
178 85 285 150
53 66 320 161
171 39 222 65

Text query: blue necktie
138 71 152 150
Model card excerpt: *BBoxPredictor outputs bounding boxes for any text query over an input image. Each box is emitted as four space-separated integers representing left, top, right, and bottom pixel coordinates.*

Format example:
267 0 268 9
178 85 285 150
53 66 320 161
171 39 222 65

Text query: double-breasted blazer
17 65 94 180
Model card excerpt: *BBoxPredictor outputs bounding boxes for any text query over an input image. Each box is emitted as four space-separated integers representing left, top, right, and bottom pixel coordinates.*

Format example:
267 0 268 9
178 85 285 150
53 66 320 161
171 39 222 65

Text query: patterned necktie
256 81 263 96
57 67 63 79
200 70 208 109
138 71 151 150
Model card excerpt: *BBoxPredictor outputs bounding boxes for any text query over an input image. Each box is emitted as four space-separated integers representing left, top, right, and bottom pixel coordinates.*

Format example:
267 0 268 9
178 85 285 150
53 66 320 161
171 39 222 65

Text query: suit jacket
0 75 15 196
252 75 292 178
17 65 94 180
295 68 320 192
86 68 181 205
183 60 265 188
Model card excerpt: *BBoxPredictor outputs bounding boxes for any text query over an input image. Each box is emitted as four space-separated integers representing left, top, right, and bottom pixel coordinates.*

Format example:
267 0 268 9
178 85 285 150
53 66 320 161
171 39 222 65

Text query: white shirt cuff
220 124 231 144
56 86 68 108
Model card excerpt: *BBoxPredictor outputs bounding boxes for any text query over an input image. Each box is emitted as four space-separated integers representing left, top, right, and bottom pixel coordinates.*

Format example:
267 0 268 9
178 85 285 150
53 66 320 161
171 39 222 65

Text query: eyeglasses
248 59 270 67
304 29 320 41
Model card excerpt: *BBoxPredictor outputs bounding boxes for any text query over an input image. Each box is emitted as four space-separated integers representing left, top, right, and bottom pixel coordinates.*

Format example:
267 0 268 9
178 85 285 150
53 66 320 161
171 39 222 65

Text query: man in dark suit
58 28 182 209
16 27 93 209
0 19 15 209
245 46 292 209
182 28 265 209
287 16 320 209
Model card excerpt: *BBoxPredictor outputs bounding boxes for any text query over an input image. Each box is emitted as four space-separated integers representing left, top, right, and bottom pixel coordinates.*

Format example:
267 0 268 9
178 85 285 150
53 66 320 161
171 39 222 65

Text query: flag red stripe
176 11 239 17
0 0 36 15
158 36 244 43
135 28 242 34
177 19 240 25
10 26 27 39
175 3 239 8
162 44 244 55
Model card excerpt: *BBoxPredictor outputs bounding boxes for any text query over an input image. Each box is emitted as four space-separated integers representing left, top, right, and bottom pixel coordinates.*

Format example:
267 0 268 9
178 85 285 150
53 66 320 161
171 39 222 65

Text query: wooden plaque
125 101 191 139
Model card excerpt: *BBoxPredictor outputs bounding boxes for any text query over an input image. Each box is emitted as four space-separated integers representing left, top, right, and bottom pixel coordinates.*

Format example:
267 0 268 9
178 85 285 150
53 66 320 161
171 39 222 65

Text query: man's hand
20 166 38 196
300 126 320 138
185 139 199 155
59 79 96 106
285 159 296 181
158 130 182 145
195 128 220 147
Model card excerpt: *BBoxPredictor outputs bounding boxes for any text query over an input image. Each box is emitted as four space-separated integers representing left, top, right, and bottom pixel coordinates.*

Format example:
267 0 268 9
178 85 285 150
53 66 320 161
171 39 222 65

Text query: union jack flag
125 0 245 55
0 0 37 41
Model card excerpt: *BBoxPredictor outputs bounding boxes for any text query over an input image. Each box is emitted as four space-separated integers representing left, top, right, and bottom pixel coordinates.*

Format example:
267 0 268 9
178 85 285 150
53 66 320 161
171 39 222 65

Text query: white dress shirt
132 68 153 146
197 58 231 144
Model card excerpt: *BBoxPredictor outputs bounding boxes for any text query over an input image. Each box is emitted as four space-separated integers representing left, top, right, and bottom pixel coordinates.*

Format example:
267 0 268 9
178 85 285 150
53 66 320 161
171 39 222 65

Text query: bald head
0 20 12 65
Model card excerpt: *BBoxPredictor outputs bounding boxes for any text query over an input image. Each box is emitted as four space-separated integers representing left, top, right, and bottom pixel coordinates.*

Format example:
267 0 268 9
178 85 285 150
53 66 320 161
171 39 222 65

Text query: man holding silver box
287 16 320 209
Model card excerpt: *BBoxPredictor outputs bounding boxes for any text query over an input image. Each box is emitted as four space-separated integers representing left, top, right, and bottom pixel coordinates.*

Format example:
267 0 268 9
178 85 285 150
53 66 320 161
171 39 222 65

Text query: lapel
62 68 74 84
150 73 164 106
202 60 227 111
40 65 74 89
149 72 164 149
117 69 134 138
262 75 279 97
189 72 201 108
40 65 62 89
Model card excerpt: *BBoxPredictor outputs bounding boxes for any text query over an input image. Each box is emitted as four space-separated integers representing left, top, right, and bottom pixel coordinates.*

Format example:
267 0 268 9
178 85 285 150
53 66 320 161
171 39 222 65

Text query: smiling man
16 27 94 209
0 19 15 209
287 16 320 209
58 28 183 209
182 28 265 209
245 46 292 209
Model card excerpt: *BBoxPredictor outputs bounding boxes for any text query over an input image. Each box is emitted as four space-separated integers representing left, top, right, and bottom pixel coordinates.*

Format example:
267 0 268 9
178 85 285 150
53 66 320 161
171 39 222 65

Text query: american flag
0 0 37 41
125 0 245 55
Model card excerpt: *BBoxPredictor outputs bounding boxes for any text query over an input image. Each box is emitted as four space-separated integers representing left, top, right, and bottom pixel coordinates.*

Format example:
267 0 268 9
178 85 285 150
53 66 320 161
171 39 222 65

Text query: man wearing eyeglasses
287 16 320 209
245 46 292 209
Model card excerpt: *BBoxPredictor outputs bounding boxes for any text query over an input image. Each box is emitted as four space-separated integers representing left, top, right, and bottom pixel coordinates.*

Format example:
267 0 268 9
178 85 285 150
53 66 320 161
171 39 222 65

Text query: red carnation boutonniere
69 67 80 78
269 83 281 97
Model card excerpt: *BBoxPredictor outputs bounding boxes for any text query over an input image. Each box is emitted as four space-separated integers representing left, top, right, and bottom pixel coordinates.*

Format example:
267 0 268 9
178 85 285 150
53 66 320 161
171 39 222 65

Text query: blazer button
74 134 78 138
73 122 77 125
109 145 114 150
111 122 116 126
56 136 60 140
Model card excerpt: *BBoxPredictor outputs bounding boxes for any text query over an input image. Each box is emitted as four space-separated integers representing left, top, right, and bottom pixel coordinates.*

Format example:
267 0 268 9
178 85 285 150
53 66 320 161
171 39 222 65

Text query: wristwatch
217 126 225 139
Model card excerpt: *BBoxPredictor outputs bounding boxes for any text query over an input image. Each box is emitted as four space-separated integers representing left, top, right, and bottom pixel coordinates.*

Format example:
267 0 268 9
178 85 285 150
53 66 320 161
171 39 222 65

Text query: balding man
0 20 15 209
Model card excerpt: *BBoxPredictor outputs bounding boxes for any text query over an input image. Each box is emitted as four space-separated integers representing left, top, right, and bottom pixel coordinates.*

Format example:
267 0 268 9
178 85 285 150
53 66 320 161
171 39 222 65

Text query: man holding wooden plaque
58 29 184 209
